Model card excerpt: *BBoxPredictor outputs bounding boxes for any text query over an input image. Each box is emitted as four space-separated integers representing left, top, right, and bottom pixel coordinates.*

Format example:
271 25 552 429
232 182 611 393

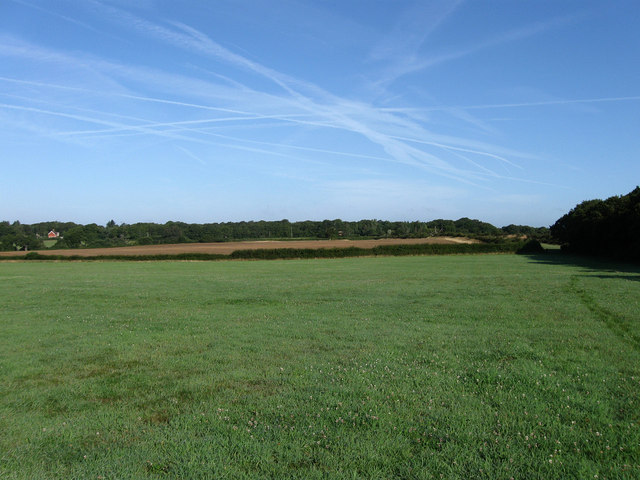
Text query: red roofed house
48 230 60 239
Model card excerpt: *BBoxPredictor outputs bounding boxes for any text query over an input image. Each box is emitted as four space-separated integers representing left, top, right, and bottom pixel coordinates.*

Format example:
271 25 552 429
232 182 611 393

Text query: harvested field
0 236 478 257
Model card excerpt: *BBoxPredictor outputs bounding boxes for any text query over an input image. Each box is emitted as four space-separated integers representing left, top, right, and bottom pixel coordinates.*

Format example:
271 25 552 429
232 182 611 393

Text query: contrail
381 95 640 113
86 4 494 183
0 76 322 129
174 145 206 166
461 96 640 109
56 115 308 136
0 23 534 186
390 135 522 169
0 102 219 146
8 0 103 34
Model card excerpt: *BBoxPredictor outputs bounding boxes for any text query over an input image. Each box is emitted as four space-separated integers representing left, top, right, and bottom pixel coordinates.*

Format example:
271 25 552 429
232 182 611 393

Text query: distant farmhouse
48 230 60 239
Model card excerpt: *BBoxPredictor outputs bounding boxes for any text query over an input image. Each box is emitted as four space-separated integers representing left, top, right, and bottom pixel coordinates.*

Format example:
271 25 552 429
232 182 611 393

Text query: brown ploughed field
1 237 478 257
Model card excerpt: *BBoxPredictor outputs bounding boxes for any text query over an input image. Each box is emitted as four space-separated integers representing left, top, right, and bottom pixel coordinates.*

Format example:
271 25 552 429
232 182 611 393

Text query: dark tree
551 186 640 260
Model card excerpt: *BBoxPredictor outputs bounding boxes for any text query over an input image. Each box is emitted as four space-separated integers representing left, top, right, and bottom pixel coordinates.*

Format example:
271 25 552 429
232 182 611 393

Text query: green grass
1 254 638 479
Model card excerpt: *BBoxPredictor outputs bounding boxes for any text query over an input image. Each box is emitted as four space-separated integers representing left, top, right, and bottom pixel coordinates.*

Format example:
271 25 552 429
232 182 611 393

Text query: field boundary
0 236 480 258
1 242 525 261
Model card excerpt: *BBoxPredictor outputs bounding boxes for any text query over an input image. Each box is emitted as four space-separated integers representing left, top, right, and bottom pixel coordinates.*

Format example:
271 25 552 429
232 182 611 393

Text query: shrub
516 240 545 254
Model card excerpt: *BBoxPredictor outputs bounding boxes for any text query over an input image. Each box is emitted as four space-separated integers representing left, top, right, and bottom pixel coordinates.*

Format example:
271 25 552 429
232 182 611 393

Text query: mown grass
0 254 638 479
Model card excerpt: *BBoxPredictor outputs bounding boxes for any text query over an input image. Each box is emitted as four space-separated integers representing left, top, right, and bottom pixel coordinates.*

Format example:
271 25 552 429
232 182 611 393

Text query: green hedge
7 242 523 262
19 252 228 261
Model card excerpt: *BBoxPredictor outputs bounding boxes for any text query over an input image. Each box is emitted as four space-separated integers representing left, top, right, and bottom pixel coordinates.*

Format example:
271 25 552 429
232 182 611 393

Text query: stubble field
0 254 639 479
0 237 478 257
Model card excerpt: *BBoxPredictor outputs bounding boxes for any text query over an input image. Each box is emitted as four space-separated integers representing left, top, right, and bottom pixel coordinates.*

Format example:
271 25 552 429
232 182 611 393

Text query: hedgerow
7 242 524 262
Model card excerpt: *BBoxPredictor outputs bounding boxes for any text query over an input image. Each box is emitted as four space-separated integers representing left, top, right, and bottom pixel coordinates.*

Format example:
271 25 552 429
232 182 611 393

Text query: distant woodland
7 184 639 259
0 218 550 252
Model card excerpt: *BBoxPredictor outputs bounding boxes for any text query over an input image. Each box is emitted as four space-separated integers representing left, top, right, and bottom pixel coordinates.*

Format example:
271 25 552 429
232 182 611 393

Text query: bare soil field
1 237 478 257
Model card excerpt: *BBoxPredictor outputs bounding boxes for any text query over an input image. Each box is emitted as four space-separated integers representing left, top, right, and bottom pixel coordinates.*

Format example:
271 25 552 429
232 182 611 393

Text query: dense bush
15 252 227 261
501 224 551 242
516 240 545 254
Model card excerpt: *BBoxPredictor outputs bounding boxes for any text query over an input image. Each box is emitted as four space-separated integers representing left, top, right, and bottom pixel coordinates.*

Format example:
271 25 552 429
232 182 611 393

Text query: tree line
551 186 640 261
0 217 550 251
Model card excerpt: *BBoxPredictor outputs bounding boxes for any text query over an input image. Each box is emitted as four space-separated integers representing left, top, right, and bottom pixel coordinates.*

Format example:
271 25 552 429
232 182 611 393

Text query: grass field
1 254 639 479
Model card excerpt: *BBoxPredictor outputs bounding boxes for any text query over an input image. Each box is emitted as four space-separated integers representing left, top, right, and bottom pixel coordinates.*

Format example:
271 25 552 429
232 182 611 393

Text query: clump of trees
0 217 550 251
501 224 552 243
0 221 43 251
551 186 640 260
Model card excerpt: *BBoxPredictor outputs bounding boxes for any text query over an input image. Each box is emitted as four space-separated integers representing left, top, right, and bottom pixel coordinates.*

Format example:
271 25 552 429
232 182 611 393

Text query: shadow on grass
587 274 640 282
521 251 640 281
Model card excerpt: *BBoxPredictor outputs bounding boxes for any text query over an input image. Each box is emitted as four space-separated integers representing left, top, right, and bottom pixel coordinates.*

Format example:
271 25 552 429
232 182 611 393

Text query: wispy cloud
174 145 206 166
423 13 580 67
8 0 104 34
369 0 462 62
367 0 462 90
86 0 303 96
0 101 216 147
371 10 583 90
456 96 640 110
378 95 640 114
0 6 546 187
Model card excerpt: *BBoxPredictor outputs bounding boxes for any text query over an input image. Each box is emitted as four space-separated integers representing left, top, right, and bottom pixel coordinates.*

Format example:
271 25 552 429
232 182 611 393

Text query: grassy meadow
1 254 639 479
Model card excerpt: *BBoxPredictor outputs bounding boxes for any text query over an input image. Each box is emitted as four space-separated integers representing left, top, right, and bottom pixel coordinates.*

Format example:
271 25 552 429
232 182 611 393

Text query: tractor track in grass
568 275 640 350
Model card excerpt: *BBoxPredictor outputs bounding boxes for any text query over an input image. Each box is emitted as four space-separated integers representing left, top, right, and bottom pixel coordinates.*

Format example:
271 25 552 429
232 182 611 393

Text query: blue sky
1 0 638 227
